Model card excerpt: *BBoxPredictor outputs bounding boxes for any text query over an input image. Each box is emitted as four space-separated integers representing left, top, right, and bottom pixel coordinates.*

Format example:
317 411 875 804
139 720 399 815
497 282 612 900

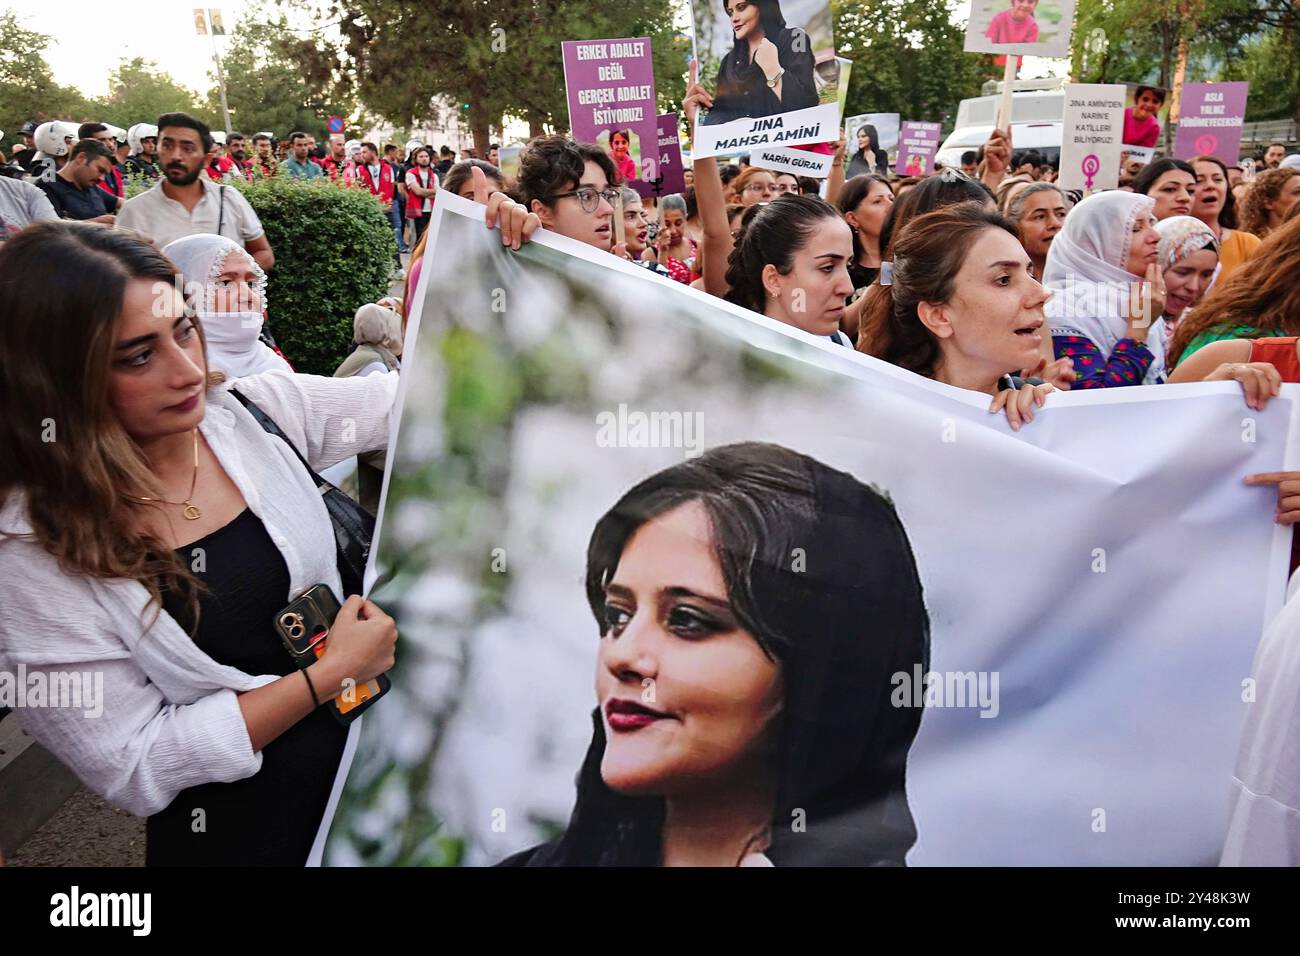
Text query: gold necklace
133 430 202 520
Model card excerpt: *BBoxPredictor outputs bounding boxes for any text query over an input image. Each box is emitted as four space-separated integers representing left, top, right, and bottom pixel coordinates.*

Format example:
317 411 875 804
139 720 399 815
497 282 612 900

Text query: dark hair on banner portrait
501 441 931 866
703 0 820 126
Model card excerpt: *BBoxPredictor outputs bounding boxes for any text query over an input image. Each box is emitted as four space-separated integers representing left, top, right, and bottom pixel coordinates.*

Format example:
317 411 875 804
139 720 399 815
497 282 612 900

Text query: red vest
405 166 433 217
353 162 395 202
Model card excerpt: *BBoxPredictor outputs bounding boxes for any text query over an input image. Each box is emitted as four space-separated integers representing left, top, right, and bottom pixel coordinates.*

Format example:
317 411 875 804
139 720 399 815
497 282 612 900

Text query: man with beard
117 112 274 271
225 131 253 180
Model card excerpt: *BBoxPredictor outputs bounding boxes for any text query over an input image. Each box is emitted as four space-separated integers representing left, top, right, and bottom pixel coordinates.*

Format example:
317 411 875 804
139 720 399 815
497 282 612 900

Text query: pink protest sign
561 37 659 189
897 121 943 177
630 112 686 199
1174 82 1249 165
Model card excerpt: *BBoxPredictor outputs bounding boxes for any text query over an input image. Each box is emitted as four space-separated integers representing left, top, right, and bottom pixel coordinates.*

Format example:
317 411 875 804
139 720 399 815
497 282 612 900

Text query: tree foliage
96 58 212 130
207 13 355 139
1071 0 1299 124
235 176 395 376
833 0 996 129
0 11 92 136
313 1 685 152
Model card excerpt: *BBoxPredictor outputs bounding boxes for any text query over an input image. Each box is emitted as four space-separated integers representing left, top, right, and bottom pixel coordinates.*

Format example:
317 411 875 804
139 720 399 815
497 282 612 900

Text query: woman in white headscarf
162 234 292 380
1044 190 1168 387
1152 215 1219 356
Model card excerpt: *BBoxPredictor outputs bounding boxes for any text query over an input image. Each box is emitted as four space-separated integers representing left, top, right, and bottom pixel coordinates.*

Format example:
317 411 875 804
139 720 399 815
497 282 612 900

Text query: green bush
233 177 394 376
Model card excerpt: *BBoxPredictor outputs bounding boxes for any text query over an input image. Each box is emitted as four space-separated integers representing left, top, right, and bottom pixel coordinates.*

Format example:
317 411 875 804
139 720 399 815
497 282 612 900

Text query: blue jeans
389 199 408 253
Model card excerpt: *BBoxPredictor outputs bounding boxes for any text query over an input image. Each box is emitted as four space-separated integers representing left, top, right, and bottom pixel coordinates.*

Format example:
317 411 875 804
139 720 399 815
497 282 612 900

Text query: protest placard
1058 83 1125 194
690 0 840 158
964 0 1076 58
1174 82 1250 166
562 37 659 187
897 121 942 176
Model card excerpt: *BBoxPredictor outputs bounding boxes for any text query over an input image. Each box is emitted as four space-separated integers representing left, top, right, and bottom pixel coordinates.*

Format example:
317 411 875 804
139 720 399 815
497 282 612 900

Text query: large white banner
316 191 1297 867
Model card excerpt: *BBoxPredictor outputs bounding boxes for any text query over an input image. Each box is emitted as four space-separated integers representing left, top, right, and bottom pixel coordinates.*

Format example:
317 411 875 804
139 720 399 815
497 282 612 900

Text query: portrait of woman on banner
702 0 820 127
500 442 931 867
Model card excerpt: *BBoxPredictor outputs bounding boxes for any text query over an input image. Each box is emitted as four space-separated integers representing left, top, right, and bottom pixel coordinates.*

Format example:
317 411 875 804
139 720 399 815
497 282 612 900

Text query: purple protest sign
561 37 658 190
898 121 943 177
1174 82 1249 165
629 112 686 199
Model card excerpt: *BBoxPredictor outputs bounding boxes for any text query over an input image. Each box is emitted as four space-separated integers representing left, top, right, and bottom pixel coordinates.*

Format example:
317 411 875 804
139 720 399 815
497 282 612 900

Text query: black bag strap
228 388 328 490
216 184 226 238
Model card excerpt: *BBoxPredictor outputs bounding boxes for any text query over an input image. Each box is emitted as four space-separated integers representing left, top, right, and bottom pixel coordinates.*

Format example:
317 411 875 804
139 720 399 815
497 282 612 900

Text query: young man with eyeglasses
516 134 627 256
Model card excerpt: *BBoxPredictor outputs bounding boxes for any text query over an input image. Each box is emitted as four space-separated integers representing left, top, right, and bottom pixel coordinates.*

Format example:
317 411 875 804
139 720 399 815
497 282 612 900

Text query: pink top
985 9 1039 44
615 153 637 184
1122 109 1161 148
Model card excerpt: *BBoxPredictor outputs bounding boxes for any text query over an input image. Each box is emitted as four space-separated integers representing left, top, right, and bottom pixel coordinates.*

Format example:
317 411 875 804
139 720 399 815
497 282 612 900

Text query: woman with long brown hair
1166 209 1300 368
0 221 403 865
857 202 1056 429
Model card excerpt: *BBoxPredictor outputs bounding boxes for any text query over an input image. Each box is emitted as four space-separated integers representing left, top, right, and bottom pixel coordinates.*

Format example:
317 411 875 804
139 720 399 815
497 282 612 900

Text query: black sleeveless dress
147 508 347 866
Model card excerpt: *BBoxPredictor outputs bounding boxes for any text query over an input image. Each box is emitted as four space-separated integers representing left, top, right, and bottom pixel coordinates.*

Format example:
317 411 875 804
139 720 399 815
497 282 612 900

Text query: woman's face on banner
766 216 855 335
1148 168 1196 220
610 132 629 160
726 1 762 42
1162 248 1218 320
857 128 871 153
595 501 783 797
937 227 1049 375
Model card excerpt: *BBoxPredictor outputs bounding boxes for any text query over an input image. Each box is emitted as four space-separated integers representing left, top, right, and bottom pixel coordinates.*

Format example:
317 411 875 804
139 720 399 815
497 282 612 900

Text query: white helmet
404 139 423 156
127 123 158 153
211 130 226 146
344 138 361 157
34 121 78 157
102 123 127 145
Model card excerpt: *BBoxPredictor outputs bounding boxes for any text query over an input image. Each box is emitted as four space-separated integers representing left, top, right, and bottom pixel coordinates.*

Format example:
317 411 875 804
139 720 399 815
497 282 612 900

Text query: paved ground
10 786 145 867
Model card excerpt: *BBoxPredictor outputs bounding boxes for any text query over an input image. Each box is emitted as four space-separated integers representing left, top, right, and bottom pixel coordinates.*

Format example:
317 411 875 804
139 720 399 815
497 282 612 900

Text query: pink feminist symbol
1081 154 1101 189
1195 134 1218 156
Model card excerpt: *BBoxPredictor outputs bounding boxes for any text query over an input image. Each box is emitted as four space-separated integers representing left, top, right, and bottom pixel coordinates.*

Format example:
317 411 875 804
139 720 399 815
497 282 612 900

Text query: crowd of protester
3 74 1300 867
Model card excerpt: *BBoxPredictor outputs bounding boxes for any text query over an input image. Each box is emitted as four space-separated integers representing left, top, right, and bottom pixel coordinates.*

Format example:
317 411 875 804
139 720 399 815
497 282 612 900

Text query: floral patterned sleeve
1053 334 1153 388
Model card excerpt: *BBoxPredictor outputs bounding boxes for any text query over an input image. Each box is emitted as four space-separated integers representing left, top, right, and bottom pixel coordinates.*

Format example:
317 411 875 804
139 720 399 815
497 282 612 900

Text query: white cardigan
0 370 399 817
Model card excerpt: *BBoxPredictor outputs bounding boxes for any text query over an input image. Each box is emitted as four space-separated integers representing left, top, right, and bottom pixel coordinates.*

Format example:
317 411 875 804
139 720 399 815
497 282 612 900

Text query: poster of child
596 129 643 184
1122 84 1169 148
963 0 1075 58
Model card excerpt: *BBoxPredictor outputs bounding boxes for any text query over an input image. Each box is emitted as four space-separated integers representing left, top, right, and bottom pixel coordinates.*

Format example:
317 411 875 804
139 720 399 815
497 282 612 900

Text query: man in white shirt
116 112 274 271
0 175 58 241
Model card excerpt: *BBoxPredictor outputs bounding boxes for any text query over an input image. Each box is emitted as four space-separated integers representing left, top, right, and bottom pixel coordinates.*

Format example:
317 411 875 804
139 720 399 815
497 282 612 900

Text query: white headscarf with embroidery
163 234 291 380
1043 190 1166 384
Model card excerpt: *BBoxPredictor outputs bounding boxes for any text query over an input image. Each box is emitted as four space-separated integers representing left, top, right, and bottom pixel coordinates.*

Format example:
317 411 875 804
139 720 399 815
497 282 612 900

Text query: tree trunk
1169 4 1199 155
529 114 547 139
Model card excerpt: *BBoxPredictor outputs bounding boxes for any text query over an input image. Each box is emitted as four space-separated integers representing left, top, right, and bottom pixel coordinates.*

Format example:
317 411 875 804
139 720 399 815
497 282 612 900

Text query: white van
936 88 1065 170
